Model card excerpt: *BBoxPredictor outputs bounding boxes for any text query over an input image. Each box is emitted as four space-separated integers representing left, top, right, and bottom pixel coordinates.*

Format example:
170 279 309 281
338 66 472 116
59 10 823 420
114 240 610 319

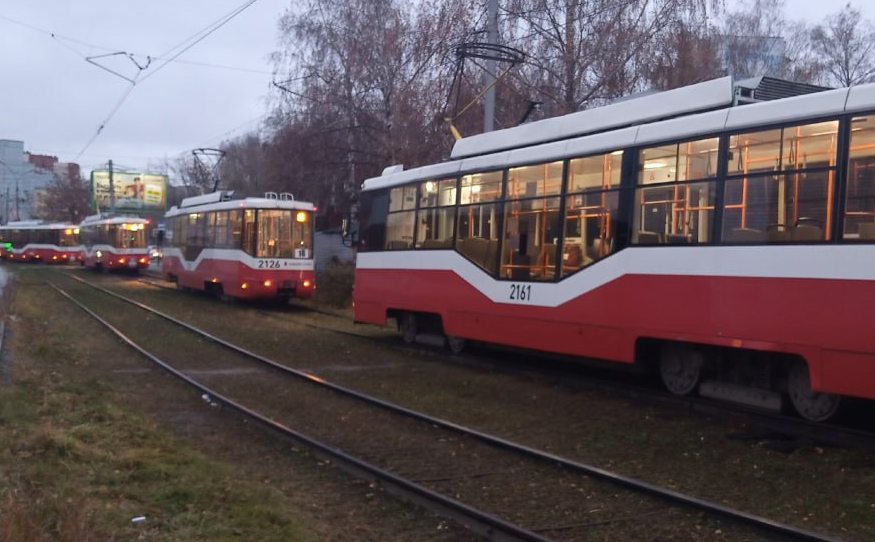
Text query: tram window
507 161 563 198
563 190 620 275
728 128 783 174
844 115 875 240
457 171 504 267
725 120 837 243
722 172 829 242
416 178 456 248
212 211 233 248
569 152 622 191
229 210 243 249
385 185 416 249
500 161 562 281
460 171 503 204
634 138 718 244
728 121 837 175
565 152 623 275
500 197 561 280
456 202 501 273
358 189 387 252
257 210 294 258
243 209 256 256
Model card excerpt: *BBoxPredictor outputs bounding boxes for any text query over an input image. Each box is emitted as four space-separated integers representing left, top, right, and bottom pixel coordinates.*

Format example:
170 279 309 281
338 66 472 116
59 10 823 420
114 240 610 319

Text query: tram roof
164 194 314 218
0 221 79 230
80 214 151 227
362 77 875 192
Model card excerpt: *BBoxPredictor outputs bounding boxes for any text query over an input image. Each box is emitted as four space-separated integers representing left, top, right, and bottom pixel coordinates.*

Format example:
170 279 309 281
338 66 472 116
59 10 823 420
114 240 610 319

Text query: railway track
139 272 875 454
44 270 858 542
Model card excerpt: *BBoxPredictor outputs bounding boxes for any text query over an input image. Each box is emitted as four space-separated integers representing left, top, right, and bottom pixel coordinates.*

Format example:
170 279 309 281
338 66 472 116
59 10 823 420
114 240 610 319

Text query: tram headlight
263 280 272 288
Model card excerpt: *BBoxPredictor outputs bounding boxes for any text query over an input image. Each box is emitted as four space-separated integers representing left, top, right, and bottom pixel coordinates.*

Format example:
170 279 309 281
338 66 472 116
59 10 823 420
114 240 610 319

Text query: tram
0 221 80 263
161 191 316 301
79 214 150 272
352 76 875 422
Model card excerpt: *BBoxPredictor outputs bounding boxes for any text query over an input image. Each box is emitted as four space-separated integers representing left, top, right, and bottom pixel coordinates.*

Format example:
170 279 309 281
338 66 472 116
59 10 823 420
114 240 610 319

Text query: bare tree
39 172 91 223
810 3 875 86
269 0 479 222
502 0 719 117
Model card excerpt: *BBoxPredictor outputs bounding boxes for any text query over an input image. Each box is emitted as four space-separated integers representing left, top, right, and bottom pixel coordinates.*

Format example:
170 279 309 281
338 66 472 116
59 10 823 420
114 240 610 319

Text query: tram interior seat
859 222 875 240
636 231 661 245
665 234 691 244
725 227 764 243
766 225 792 242
387 240 411 250
562 243 585 272
458 236 491 269
534 243 557 278
792 223 823 241
421 238 451 249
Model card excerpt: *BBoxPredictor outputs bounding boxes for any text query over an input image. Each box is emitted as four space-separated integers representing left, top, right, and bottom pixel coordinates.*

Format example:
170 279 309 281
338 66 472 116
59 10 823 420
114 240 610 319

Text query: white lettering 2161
509 283 532 302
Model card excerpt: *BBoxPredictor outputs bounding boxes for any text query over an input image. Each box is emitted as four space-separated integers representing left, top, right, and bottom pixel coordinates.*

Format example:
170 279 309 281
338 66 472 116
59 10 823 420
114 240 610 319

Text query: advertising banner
91 171 167 212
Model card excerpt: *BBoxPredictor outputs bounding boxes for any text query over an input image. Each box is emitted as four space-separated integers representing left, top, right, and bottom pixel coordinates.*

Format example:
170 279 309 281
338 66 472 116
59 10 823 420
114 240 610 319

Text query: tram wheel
446 335 466 355
399 313 417 345
659 343 703 396
786 360 842 422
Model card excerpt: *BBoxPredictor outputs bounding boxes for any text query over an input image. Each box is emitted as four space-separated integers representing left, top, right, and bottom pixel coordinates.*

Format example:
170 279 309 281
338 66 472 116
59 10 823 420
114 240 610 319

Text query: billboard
91 171 167 213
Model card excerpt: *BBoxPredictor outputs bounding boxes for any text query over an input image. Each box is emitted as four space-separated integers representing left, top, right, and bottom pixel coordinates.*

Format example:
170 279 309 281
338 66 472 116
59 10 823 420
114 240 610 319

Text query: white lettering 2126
509 283 531 301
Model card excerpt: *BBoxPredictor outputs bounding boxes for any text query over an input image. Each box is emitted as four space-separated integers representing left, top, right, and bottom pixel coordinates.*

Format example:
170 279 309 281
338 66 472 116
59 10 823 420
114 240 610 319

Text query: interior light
425 181 436 192
643 161 667 170
296 211 308 223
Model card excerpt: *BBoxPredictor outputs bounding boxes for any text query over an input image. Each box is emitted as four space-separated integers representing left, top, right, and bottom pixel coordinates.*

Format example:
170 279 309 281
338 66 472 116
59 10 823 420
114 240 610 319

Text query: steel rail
48 279 556 542
61 272 849 542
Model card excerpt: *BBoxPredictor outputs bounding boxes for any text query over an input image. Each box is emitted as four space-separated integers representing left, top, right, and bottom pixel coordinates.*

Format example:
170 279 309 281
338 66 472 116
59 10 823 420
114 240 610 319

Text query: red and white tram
0 221 80 263
353 76 875 422
79 214 150 272
161 191 315 301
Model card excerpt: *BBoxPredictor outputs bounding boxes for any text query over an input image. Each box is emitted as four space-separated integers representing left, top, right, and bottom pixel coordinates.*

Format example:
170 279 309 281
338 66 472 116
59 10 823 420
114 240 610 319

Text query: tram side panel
163 248 315 300
354 246 875 403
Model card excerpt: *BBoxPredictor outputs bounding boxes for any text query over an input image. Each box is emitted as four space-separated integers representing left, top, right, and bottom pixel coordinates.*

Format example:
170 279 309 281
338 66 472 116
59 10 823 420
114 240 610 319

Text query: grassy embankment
0 269 315 542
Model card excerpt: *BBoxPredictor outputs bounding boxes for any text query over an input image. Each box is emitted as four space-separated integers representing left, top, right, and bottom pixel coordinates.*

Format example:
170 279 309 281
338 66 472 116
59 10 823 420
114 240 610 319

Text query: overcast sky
0 0 872 177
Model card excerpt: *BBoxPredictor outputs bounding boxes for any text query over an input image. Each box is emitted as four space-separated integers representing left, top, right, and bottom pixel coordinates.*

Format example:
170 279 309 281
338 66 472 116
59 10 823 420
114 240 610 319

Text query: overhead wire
72 0 262 161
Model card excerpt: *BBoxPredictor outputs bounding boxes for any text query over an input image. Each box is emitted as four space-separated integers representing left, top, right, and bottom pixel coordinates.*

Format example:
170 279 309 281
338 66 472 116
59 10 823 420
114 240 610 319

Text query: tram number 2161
509 283 532 302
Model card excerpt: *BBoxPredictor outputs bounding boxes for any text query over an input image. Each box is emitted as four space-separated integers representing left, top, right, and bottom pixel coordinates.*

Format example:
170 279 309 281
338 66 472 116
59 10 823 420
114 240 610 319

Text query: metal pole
108 159 115 214
484 0 498 133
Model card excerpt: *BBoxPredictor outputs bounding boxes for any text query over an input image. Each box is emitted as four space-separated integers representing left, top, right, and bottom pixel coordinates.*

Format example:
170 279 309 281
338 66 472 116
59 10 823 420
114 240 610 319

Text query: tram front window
256 210 312 258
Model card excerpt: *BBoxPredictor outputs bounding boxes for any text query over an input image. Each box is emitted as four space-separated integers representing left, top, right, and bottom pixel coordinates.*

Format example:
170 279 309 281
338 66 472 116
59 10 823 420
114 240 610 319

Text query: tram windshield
251 209 313 258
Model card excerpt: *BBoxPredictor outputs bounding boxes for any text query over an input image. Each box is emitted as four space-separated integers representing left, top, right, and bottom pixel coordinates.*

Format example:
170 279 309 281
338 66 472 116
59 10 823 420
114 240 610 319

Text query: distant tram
162 191 316 301
353 76 875 422
79 214 150 272
0 221 80 263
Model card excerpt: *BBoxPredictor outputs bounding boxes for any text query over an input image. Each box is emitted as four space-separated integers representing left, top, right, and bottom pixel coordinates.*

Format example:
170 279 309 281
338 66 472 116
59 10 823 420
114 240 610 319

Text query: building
0 139 79 224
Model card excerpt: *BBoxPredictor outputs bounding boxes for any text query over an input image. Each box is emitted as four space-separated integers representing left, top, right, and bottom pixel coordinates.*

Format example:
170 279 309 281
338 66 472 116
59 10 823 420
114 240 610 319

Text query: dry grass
0 268 314 542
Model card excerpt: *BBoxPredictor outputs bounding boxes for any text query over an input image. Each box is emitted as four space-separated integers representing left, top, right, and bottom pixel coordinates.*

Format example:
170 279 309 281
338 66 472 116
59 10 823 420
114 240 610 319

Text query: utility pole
108 159 115 214
484 0 499 133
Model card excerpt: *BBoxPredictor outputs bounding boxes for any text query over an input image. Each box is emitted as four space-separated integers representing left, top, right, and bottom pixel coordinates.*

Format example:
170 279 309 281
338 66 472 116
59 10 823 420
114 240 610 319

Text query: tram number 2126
509 283 532 302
